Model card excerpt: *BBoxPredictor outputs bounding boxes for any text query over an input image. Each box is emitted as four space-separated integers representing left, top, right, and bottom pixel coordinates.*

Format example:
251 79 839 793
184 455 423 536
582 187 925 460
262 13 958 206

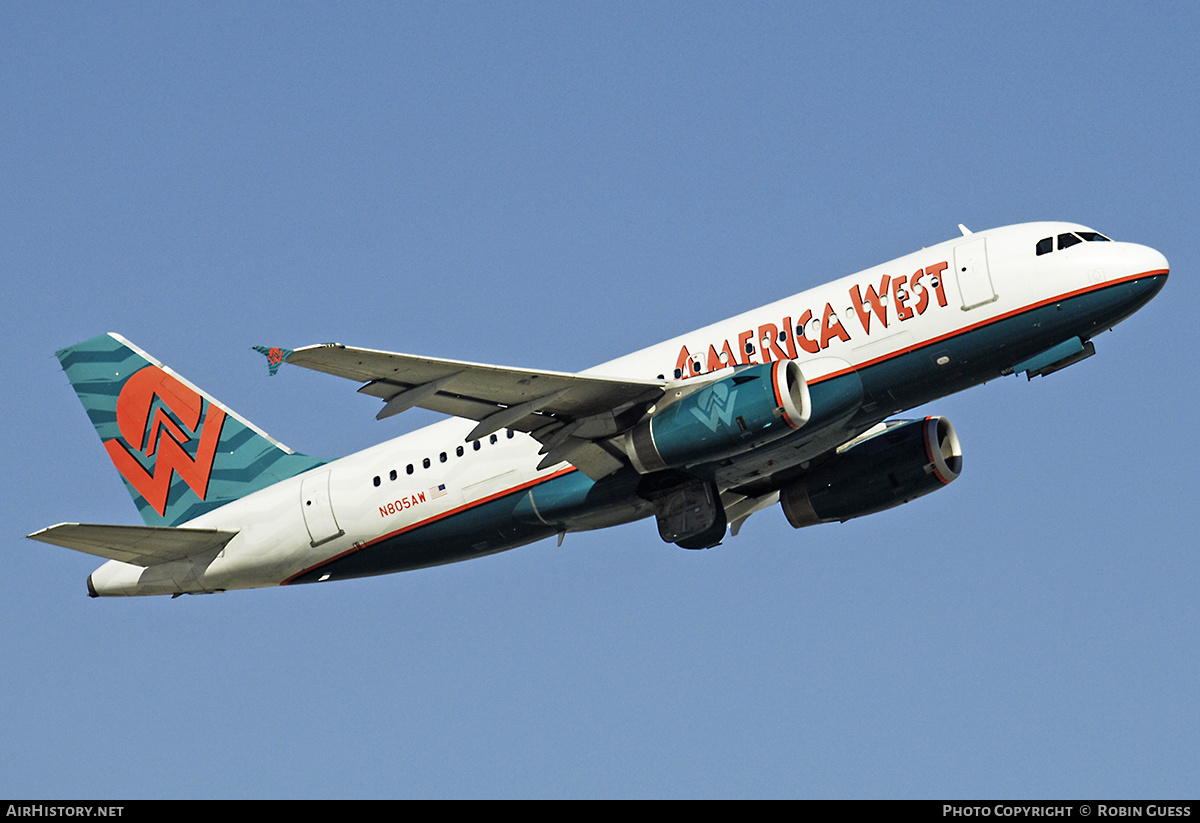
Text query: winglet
253 346 294 376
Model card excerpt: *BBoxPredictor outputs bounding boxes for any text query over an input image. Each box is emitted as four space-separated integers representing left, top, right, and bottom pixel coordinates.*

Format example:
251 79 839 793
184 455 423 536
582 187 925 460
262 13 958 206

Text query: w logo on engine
102 366 227 517
688 381 738 432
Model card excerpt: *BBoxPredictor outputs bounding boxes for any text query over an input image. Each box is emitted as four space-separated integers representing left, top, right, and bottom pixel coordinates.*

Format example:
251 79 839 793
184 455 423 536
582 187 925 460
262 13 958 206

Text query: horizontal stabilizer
27 523 239 567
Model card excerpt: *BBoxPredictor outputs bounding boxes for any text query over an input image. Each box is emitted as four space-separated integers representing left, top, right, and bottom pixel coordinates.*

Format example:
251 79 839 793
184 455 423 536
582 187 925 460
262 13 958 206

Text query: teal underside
289 274 1166 585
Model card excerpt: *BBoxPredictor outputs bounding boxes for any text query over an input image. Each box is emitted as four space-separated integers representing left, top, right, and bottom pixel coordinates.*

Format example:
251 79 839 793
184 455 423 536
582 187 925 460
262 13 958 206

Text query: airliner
29 222 1168 597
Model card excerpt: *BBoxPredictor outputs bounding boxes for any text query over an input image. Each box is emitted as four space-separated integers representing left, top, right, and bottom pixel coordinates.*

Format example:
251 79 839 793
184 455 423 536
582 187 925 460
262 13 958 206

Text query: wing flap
273 343 668 479
28 523 239 566
284 344 664 422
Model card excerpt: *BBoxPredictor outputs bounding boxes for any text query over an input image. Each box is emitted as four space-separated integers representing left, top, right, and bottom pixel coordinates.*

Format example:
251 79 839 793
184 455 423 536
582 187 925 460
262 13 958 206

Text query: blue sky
3 2 1197 798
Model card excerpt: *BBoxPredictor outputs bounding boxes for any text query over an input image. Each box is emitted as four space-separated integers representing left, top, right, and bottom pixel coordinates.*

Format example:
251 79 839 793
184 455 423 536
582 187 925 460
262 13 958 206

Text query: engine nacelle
780 416 962 528
624 361 809 474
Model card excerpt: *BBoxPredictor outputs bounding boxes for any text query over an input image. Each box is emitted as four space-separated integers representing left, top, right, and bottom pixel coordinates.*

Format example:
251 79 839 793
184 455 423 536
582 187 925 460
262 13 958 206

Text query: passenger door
954 237 998 311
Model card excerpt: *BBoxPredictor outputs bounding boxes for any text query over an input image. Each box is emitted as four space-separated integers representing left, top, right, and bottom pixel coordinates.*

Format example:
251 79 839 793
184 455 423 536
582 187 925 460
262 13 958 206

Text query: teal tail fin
55 333 325 527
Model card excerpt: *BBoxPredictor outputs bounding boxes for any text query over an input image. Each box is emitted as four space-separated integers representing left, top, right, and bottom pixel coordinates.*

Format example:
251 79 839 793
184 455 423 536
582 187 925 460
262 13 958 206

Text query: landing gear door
954 236 997 311
650 478 726 549
300 471 344 547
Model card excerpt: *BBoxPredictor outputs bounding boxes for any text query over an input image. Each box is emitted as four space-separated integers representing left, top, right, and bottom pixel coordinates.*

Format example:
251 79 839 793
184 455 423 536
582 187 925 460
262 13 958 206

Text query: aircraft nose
1132 243 1169 301
1137 244 1170 278
1108 243 1169 317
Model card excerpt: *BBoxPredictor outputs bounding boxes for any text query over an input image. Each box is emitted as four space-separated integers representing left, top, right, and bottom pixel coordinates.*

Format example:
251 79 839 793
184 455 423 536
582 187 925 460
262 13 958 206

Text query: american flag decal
428 484 447 499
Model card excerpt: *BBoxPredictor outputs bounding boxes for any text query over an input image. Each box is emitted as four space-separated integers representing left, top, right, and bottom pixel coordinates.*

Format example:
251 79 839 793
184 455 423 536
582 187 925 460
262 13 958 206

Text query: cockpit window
1037 230 1113 256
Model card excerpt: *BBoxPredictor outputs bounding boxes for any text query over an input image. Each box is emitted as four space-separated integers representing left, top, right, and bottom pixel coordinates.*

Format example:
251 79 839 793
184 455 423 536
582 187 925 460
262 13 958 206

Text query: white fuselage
87 222 1169 595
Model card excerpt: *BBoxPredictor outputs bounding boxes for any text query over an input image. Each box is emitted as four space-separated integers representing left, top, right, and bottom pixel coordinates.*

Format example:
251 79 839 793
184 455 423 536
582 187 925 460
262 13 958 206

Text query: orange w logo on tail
102 366 227 516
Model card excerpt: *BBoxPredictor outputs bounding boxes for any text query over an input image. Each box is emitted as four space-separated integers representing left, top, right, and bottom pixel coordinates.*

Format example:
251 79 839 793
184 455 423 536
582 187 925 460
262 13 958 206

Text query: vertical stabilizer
56 333 325 527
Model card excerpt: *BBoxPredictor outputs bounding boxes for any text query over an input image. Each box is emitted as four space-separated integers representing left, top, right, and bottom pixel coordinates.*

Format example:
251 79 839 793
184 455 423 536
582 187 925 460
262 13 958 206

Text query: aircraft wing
273 343 668 479
28 523 239 566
